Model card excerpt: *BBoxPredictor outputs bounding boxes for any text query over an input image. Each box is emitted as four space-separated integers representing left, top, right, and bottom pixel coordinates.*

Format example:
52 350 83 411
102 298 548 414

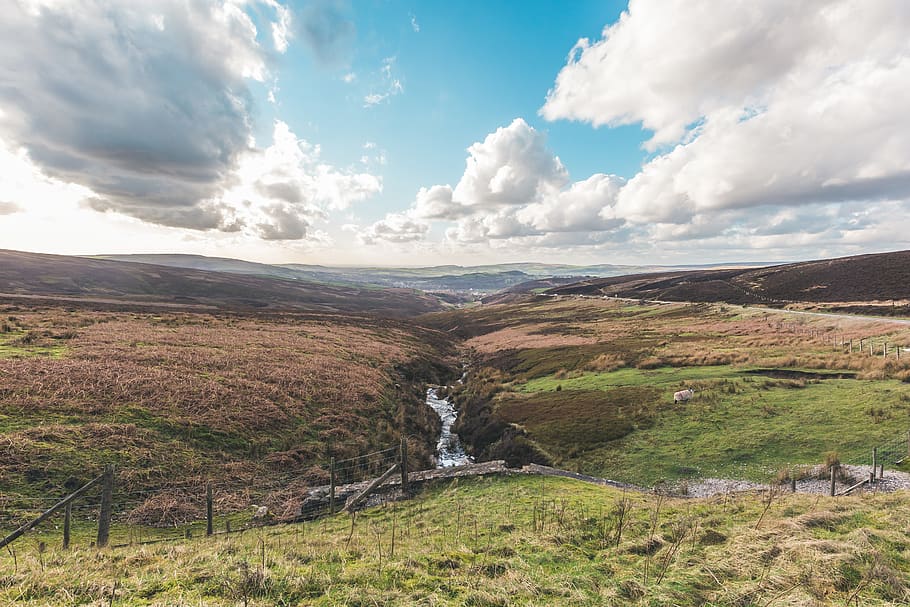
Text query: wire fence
0 442 407 558
871 431 910 468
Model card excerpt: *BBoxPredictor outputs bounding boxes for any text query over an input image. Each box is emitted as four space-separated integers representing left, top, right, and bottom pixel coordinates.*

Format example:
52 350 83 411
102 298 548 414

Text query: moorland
3 248 910 605
427 297 910 485
550 250 910 315
0 301 455 528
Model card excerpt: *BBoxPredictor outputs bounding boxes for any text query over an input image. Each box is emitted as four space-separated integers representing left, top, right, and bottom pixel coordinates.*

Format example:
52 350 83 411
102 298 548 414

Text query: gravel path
678 464 910 498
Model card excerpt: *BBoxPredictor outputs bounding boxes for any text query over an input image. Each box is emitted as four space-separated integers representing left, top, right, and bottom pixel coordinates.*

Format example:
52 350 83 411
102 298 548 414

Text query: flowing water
426 387 473 468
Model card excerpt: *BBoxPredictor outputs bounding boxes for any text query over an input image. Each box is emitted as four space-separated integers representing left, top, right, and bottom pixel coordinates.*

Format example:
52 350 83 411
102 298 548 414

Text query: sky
1 0 909 267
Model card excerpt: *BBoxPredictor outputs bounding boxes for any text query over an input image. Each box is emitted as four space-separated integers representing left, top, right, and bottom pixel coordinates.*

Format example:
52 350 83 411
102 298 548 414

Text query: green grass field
431 298 910 484
512 366 910 483
0 329 67 358
3 475 909 605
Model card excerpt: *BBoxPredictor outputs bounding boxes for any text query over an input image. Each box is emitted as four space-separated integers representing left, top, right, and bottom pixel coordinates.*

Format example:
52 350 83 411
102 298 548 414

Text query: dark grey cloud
0 1 271 230
256 180 305 204
83 197 234 231
257 204 311 240
298 0 356 66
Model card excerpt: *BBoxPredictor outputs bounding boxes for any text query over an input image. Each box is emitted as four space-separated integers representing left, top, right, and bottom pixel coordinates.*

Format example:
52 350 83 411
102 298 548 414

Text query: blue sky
1 0 908 266
267 0 641 219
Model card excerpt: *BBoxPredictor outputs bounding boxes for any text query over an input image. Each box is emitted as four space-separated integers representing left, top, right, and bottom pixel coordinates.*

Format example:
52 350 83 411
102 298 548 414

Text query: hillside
3 475 909 605
0 250 443 317
422 296 910 484
0 301 456 527
101 253 764 297
549 250 910 310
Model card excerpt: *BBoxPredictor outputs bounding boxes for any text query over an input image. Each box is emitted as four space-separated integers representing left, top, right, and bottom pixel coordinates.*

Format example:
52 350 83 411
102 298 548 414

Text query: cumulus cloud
0 0 291 231
358 0 910 259
452 119 568 210
0 137 95 215
220 120 381 241
361 118 625 246
542 0 910 233
412 185 458 220
0 1 380 243
358 212 428 245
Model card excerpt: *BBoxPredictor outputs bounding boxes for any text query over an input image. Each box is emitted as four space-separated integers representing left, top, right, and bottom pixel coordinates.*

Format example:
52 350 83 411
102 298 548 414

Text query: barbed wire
0 441 407 549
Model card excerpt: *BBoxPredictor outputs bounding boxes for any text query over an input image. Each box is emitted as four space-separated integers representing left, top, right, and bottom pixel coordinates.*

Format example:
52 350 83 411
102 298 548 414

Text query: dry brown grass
466 325 597 352
0 304 454 521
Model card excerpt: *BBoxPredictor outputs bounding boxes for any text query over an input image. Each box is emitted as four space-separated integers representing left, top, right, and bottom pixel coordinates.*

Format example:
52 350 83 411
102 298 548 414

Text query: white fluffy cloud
358 212 428 245
370 0 910 260
543 0 910 231
362 118 625 246
219 120 382 240
0 0 288 230
0 0 382 243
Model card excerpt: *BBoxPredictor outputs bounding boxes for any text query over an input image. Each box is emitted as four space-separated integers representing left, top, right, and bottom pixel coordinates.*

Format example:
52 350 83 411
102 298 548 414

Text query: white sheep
673 388 695 403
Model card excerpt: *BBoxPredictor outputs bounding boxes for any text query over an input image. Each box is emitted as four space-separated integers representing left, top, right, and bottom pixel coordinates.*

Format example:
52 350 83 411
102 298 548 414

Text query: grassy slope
521 369 910 483
3 475 909 605
0 304 454 526
424 298 910 483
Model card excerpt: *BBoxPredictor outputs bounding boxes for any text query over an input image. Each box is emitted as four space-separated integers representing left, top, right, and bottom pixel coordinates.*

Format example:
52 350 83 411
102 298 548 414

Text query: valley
3 249 910 605
428 297 910 486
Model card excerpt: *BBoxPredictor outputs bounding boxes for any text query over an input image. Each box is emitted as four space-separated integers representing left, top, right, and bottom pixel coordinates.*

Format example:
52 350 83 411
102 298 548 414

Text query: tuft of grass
2 475 909 606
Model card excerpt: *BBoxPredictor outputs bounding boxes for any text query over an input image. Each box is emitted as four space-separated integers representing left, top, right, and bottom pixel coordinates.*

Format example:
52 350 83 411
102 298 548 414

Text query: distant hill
0 250 443 316
548 250 910 305
101 254 766 296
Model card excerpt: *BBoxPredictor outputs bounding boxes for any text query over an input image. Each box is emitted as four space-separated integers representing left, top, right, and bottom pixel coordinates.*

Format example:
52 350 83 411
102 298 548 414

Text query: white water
426 387 473 468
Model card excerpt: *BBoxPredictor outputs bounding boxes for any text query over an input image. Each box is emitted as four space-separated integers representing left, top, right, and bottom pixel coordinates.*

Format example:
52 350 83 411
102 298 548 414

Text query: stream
426 387 473 468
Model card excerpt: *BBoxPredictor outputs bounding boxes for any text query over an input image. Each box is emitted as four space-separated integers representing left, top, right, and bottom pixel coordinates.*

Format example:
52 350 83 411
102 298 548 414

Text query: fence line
0 439 410 554
773 321 909 359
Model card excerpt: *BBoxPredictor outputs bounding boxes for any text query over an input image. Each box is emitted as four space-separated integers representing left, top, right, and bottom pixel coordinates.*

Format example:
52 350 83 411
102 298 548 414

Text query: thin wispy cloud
363 56 404 107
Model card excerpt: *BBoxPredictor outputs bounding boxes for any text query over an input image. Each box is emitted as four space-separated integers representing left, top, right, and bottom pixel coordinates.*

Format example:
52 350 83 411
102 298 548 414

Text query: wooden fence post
400 438 409 494
0 474 102 551
343 463 399 513
96 464 114 548
63 503 72 550
829 465 836 497
206 482 213 537
329 457 336 515
872 448 877 482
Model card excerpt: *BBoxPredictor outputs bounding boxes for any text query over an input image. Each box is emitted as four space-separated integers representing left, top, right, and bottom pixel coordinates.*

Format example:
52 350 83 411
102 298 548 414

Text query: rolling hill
548 249 910 307
100 253 767 297
0 250 443 316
